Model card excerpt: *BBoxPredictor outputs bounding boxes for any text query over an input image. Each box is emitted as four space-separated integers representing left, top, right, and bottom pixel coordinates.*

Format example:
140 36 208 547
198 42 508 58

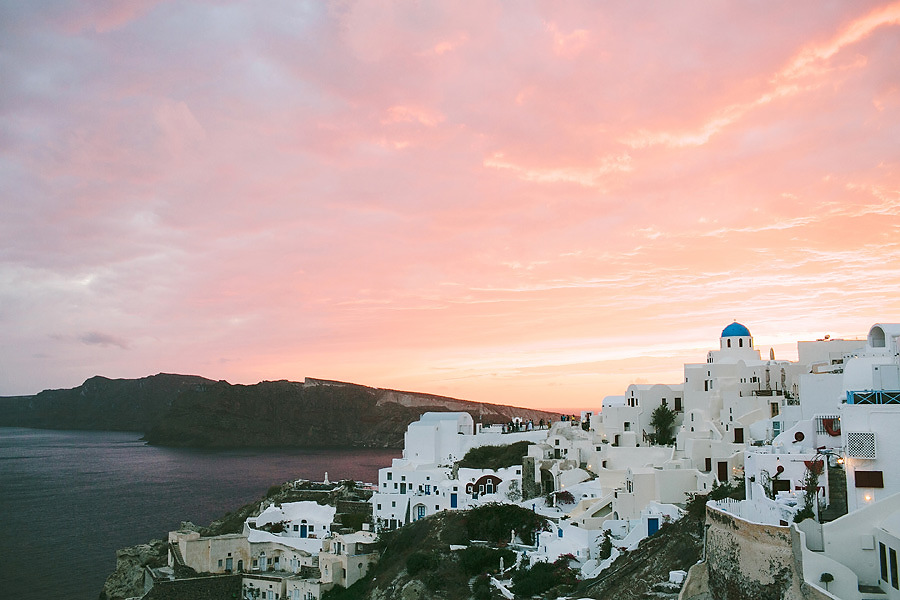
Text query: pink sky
2 1 899 410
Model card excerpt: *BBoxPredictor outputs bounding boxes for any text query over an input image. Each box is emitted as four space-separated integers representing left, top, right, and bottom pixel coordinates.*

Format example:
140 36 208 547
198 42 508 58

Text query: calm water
0 427 399 600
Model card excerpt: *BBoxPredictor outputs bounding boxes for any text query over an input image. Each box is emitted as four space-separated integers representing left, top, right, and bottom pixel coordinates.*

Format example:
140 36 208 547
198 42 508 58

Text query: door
704 457 711 472
734 428 744 443
417 505 425 520
225 557 233 571
450 493 458 508
718 461 728 483
648 518 659 535
300 524 308 538
400 483 406 494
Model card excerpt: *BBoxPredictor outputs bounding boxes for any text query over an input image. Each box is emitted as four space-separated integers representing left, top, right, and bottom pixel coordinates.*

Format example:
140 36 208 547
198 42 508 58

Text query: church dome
721 322 751 337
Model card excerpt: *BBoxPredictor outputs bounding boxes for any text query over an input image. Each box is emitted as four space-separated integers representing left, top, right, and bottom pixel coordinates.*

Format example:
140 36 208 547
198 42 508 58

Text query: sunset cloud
1 1 898 409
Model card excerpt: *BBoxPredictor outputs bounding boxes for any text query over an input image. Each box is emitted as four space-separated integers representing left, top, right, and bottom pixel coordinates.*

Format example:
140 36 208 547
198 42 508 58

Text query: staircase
820 463 848 522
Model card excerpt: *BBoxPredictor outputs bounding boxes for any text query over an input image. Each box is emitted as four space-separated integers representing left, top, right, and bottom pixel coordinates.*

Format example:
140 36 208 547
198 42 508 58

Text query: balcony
846 390 900 405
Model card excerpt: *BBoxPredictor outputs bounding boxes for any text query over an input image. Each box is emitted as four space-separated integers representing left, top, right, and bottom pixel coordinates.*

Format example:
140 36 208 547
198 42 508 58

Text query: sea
0 427 400 600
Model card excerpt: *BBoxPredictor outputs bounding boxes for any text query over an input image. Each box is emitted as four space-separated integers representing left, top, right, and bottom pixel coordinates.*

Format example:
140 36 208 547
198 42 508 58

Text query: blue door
648 518 659 535
300 524 308 538
417 505 425 520
450 493 458 508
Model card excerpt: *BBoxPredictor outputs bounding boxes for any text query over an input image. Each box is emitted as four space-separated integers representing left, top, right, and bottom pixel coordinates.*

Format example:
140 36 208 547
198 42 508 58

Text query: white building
840 324 900 514
248 501 336 540
371 412 545 529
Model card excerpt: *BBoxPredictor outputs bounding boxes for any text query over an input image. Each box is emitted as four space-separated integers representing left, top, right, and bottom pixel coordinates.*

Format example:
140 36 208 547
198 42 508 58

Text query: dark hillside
0 375 560 449
0 373 213 432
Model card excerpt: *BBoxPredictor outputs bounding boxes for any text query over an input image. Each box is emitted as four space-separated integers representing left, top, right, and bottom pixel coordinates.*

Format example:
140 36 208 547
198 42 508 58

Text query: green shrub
457 546 516 576
321 574 372 600
465 503 549 545
340 512 367 531
511 557 578 596
650 405 677 446
472 574 493 600
709 477 745 501
406 551 439 576
794 506 815 523
598 531 613 560
458 441 534 470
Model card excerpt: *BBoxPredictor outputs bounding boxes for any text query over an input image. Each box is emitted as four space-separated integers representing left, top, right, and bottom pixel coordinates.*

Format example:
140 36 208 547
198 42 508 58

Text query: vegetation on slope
457 441 533 470
325 504 551 600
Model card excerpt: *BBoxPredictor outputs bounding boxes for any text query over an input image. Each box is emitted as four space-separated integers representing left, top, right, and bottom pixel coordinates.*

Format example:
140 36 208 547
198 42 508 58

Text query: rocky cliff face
98 539 167 600
0 375 561 449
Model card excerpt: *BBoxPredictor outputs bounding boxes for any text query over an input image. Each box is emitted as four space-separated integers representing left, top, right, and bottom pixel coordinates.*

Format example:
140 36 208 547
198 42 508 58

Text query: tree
650 405 676 446
598 530 613 560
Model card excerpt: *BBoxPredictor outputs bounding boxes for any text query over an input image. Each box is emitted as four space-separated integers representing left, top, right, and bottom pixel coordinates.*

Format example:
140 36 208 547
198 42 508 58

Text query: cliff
0 373 214 432
0 374 560 449
143 378 560 448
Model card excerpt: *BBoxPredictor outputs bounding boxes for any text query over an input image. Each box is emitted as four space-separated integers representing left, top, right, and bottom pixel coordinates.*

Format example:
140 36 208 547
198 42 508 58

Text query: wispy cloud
1 1 898 409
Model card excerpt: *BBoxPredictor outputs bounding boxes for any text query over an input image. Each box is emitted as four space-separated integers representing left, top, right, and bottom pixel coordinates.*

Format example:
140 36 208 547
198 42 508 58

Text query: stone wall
704 504 802 600
679 561 711 600
143 574 241 600
522 456 541 500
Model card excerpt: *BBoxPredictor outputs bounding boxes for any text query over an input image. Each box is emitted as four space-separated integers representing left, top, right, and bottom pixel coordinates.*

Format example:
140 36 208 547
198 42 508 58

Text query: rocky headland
0 374 561 448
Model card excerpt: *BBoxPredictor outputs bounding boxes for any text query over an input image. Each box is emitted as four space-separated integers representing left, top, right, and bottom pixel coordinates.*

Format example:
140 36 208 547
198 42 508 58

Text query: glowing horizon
1 2 898 410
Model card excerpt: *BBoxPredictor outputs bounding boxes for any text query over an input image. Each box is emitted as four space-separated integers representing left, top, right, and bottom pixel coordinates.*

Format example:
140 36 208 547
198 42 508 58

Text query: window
855 471 885 488
847 432 877 459
387 472 392 480
294 525 299 531
218 559 223 568
774 480 791 493
377 504 381 510
882 543 888 581
675 397 682 412
892 547 898 589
